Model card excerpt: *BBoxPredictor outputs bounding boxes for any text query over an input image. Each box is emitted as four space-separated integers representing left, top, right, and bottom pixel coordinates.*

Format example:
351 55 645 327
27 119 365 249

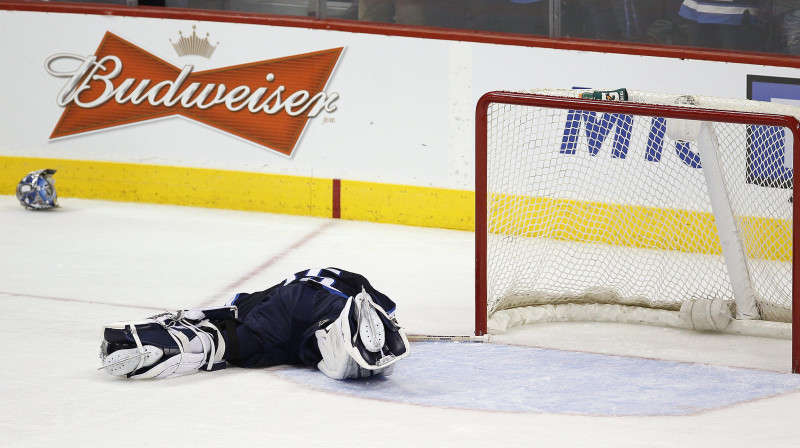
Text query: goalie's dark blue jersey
223 268 397 369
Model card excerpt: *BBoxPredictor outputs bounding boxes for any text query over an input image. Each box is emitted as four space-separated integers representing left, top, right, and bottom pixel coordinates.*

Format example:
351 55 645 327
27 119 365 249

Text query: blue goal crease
275 343 800 416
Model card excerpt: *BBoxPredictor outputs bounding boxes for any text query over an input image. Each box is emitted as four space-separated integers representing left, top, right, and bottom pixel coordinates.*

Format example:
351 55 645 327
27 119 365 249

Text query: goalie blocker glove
99 307 237 379
315 288 410 379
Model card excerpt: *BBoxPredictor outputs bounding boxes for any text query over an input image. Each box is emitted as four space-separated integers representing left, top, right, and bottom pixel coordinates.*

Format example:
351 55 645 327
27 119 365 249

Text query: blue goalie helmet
16 169 59 210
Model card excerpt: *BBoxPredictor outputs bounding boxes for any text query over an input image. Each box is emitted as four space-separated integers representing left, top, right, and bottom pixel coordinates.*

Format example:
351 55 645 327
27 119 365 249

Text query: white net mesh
484 89 795 332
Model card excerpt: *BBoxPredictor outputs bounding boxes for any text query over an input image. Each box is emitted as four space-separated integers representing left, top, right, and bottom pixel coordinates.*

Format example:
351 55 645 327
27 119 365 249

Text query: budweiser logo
45 32 342 156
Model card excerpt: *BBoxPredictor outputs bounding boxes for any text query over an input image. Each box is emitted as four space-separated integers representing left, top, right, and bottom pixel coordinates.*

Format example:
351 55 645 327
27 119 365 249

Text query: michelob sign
44 31 342 156
560 111 703 168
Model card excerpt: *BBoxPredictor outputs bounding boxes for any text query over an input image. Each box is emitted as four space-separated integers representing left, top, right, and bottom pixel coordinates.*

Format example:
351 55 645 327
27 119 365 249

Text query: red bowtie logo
47 32 342 156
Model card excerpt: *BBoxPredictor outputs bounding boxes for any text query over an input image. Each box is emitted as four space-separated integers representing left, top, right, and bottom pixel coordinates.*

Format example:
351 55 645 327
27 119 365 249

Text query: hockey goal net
475 89 800 372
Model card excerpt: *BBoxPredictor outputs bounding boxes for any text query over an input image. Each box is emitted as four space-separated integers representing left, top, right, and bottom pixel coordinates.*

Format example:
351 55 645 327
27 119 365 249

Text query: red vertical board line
332 178 341 219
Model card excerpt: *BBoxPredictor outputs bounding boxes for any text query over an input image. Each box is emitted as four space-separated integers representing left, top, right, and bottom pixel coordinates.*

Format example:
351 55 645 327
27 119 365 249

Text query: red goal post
474 90 800 372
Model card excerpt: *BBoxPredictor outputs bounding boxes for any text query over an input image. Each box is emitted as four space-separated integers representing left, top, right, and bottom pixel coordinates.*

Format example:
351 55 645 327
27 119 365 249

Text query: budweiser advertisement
45 31 342 157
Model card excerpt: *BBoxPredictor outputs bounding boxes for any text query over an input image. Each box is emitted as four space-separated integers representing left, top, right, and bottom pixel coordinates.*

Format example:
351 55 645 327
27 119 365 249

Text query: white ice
1 197 799 447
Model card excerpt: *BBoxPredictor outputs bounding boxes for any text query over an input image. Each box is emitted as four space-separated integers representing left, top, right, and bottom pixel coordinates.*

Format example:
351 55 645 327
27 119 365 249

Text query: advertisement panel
1 9 799 227
0 11 453 187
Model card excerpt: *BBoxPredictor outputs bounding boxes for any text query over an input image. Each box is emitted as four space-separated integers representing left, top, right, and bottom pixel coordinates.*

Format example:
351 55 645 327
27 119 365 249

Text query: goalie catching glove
99 307 237 379
315 288 410 379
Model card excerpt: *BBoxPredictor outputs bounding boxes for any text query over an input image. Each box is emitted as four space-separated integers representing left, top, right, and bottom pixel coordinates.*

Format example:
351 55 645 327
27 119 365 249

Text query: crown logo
170 26 218 59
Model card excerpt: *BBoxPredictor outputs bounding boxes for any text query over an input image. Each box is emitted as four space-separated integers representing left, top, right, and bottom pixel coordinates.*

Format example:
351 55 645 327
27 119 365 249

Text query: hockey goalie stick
405 334 490 342
99 335 489 372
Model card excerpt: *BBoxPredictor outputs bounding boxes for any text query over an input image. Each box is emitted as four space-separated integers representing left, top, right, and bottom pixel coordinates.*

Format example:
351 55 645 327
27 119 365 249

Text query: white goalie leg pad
100 312 227 379
315 323 362 380
315 325 398 380
315 289 410 380
130 328 215 379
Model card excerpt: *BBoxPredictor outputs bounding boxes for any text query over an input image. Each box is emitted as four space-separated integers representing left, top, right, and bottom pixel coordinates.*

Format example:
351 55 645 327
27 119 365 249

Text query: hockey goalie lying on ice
99 268 410 380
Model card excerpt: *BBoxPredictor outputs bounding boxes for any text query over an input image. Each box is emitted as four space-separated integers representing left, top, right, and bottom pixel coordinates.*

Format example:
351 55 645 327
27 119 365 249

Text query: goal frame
474 91 800 373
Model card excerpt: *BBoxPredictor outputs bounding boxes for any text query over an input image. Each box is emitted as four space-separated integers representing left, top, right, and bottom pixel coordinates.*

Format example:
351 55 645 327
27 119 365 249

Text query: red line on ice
198 220 336 307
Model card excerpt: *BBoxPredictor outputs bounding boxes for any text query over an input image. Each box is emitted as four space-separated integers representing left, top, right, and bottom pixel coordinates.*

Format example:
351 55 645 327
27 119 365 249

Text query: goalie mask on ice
315 289 410 379
16 169 58 210
99 307 236 379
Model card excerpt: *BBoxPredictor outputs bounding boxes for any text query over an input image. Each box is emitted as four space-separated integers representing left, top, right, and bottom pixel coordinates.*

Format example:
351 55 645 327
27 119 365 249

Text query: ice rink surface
2 197 800 447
